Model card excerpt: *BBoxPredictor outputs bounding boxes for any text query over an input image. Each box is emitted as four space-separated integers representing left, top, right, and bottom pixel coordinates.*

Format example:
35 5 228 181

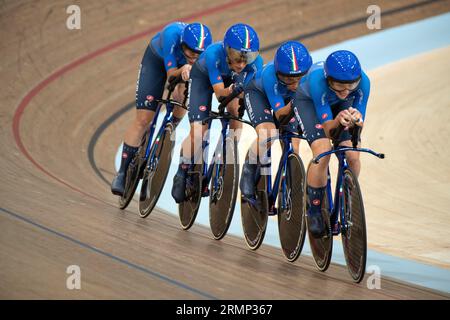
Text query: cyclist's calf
309 138 332 186
125 110 155 146
181 121 208 164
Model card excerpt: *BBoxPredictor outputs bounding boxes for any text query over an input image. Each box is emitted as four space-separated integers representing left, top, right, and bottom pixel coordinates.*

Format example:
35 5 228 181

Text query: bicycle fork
330 151 350 235
208 118 233 200
267 137 293 216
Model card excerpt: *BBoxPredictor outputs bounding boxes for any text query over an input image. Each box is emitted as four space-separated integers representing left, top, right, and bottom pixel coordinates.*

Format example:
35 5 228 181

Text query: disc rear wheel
139 124 175 218
341 169 367 283
178 163 202 230
277 153 307 262
209 136 239 240
241 152 268 250
118 133 149 210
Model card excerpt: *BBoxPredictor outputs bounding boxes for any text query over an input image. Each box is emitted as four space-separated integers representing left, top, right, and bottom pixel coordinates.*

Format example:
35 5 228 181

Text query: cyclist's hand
336 109 353 127
348 107 363 126
231 71 245 85
231 82 244 96
180 64 192 81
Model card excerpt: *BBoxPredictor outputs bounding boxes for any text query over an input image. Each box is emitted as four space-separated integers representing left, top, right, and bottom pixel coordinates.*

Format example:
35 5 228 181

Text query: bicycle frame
190 93 253 197
313 146 385 235
200 115 233 195
144 100 174 163
143 86 186 168
261 132 305 215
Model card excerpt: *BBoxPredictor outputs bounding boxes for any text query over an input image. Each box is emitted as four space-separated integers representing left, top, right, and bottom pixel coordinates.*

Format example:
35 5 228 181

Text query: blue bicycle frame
313 146 385 235
201 116 232 195
192 95 253 196
143 93 185 169
260 131 305 216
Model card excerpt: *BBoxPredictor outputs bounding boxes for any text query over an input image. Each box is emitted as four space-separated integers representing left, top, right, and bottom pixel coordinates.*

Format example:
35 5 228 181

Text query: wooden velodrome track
1 0 450 299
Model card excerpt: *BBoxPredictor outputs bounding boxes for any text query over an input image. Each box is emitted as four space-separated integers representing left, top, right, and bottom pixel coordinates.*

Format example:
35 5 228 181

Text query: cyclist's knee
256 122 277 152
292 138 301 155
311 138 331 156
310 138 331 167
346 152 360 168
256 122 277 140
340 140 361 167
256 122 276 134
226 98 241 116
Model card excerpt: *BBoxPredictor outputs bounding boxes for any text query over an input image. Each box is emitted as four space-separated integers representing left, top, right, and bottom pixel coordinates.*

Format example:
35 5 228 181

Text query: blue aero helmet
181 23 212 53
324 50 362 83
223 23 260 64
274 41 312 77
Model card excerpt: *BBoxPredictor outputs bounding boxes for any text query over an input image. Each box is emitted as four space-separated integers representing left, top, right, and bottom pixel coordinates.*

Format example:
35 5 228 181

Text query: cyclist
111 22 212 196
240 41 312 200
171 23 263 203
292 50 370 238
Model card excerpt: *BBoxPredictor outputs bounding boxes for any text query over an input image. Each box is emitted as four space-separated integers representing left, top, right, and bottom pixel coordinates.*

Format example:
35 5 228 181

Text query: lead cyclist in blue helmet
240 41 312 200
111 22 212 196
171 23 263 203
292 50 370 238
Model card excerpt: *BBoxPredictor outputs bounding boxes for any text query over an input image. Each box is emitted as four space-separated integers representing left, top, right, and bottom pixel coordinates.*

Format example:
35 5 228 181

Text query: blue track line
0 206 218 300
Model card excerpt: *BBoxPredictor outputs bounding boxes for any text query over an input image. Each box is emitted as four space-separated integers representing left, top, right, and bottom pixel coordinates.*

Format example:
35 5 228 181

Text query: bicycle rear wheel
178 163 202 230
341 168 367 283
209 136 239 240
241 152 268 250
139 123 175 218
305 163 333 271
277 153 307 262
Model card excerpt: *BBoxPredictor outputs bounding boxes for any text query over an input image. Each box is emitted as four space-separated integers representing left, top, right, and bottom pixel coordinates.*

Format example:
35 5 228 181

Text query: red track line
12 0 253 206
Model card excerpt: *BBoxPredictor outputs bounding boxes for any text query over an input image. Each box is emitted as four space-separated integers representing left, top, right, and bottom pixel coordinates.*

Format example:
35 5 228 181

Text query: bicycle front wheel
209 136 239 240
277 153 307 262
341 168 367 283
139 123 175 218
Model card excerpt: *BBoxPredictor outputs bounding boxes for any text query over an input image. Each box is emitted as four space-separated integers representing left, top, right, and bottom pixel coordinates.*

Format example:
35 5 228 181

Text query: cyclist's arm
212 82 233 99
263 67 288 113
351 72 371 125
309 72 342 136
311 86 337 137
243 55 264 85
322 118 341 136
205 52 233 98
166 64 190 80
162 30 189 80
